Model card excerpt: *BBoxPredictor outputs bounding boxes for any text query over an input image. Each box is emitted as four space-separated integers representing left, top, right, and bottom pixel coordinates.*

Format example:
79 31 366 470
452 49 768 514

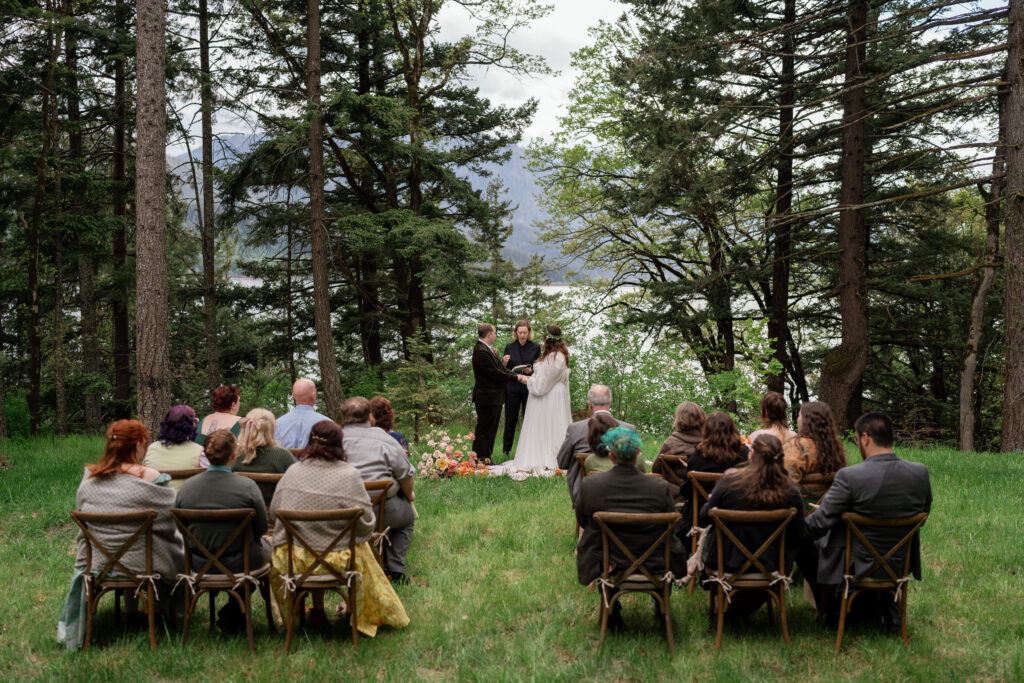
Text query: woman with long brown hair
748 391 796 445
676 411 750 538
508 324 572 473
782 401 847 496
696 435 805 616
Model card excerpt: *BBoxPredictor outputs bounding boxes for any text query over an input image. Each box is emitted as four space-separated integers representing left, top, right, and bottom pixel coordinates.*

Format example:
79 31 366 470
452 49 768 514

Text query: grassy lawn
1 435 1022 681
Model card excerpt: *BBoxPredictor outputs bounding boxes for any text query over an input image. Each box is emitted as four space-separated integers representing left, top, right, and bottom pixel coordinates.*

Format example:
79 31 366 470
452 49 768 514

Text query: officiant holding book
501 320 541 459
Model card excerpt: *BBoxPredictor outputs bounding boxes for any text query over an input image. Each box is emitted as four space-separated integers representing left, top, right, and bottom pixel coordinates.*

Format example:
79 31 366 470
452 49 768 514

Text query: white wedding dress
509 352 571 473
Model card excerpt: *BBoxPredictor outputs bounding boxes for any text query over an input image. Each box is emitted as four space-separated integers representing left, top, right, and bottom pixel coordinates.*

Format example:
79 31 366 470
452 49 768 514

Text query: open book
511 364 533 374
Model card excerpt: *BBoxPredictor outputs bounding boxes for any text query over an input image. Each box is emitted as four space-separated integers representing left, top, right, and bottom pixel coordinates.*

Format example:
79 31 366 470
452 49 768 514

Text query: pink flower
442 435 451 443
446 445 454 454
466 432 475 440
454 450 463 457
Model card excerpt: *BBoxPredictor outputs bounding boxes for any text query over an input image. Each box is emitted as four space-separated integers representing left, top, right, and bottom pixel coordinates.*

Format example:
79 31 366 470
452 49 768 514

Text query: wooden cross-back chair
834 511 929 652
575 452 592 475
653 454 688 504
363 480 393 570
686 471 724 593
705 507 798 651
170 508 276 652
69 509 160 651
592 511 682 653
274 507 363 653
798 472 835 513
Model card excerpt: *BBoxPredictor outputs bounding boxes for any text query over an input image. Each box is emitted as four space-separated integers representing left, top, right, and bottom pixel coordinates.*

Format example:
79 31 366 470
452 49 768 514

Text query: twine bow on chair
233 574 261 591
701 575 734 603
371 526 392 553
768 571 793 588
133 574 162 600
172 572 198 595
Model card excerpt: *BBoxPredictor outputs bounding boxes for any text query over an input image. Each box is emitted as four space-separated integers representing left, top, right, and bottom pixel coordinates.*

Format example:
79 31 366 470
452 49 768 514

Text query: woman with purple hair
142 405 208 490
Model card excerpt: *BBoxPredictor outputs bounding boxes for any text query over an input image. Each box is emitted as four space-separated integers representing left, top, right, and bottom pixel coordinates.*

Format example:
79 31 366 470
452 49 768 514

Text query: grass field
1 435 1022 681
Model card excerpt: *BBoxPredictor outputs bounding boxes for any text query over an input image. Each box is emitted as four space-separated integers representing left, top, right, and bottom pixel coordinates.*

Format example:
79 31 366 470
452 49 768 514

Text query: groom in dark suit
471 323 525 462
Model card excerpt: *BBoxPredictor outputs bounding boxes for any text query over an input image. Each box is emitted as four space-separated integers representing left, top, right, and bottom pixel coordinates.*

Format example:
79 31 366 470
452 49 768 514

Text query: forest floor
1 435 1021 681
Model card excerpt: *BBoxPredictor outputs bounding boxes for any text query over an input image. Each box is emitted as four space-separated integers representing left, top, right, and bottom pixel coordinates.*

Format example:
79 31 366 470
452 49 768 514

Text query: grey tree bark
1002 0 1024 451
135 0 171 434
307 0 344 419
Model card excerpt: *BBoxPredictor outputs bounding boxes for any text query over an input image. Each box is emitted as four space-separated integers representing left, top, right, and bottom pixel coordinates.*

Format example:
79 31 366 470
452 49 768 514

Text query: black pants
472 403 502 462
502 391 528 454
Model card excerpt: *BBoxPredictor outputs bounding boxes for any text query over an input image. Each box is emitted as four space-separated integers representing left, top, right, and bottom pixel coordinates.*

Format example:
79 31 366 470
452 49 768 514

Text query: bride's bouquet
415 429 489 480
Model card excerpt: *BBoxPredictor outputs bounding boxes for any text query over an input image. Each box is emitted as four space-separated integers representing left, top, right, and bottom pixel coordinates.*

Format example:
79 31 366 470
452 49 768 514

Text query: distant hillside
168 135 578 281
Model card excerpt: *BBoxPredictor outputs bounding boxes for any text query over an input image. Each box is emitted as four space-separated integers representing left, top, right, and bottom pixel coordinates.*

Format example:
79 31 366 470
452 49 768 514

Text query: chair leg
243 587 256 653
598 593 609 649
83 589 95 652
778 587 790 647
146 584 157 651
662 589 674 654
114 589 121 624
349 587 359 651
900 591 909 646
209 590 216 630
835 592 849 652
715 589 726 651
285 591 295 654
766 592 775 626
182 590 194 646
260 580 277 632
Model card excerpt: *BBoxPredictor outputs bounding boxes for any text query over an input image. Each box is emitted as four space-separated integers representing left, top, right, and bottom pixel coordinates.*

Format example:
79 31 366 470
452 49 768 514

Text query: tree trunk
819 0 870 431
68 17 102 433
1002 0 1024 451
53 181 67 436
28 5 63 435
112 0 132 417
307 0 344 419
135 0 171 434
199 0 220 394
767 0 796 395
286 212 296 385
960 94 1005 451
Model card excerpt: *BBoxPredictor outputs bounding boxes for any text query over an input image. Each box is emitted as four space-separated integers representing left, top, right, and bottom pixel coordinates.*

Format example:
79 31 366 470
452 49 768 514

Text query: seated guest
195 384 242 446
370 395 408 453
653 401 707 497
782 401 847 504
60 420 184 649
676 411 750 540
583 413 646 475
232 408 296 507
747 391 796 446
175 430 269 633
268 420 409 637
275 378 331 449
143 404 208 489
556 384 634 508
697 435 805 617
803 412 931 631
576 427 685 630
340 396 415 585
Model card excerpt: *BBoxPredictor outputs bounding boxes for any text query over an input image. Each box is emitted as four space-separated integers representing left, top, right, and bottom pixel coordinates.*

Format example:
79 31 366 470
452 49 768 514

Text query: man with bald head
274 378 332 449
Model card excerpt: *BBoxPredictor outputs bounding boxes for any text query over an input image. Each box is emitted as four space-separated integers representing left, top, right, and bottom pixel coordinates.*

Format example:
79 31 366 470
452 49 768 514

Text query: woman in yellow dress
268 419 409 637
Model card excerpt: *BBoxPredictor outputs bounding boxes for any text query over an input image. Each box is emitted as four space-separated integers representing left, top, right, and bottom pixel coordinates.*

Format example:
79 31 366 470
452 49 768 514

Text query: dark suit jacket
576 464 685 586
556 413 635 506
805 452 931 584
698 474 805 575
472 340 516 406
503 340 541 395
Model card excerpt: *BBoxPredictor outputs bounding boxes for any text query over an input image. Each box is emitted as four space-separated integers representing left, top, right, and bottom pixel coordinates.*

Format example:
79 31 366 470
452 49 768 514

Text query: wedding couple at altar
470 322 572 475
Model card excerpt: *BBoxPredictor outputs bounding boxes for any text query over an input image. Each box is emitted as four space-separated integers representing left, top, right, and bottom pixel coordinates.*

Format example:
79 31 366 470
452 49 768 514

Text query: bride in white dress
510 326 572 473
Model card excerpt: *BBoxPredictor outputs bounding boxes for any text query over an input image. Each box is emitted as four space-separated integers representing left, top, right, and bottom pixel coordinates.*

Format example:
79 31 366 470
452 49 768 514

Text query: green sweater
175 467 268 569
231 446 296 507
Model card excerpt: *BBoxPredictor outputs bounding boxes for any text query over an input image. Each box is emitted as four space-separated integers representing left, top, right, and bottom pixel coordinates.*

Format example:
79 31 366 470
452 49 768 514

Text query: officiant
501 320 541 459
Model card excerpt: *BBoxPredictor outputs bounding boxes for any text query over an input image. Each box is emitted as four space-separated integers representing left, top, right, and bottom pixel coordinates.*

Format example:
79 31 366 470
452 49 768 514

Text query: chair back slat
70 509 158 582
687 472 724 552
654 454 688 490
593 511 681 588
160 468 206 481
575 452 593 476
235 472 284 485
171 508 256 581
841 512 928 584
275 508 363 585
708 507 797 579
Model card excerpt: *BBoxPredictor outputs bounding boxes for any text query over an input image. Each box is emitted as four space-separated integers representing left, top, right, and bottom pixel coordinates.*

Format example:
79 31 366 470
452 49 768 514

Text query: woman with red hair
195 384 242 446
59 420 184 649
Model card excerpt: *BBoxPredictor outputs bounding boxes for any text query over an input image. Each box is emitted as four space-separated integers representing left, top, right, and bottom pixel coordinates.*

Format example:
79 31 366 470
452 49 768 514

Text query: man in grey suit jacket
556 384 635 507
804 411 931 628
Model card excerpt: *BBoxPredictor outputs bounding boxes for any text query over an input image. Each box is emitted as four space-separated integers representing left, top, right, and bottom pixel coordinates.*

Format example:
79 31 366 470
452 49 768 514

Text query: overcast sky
436 0 625 142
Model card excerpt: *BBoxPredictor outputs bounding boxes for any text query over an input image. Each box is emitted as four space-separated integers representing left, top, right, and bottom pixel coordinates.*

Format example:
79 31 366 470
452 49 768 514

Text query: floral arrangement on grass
415 429 489 479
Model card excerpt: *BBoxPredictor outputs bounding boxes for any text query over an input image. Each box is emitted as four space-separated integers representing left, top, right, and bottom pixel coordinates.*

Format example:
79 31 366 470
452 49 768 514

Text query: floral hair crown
311 433 328 443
